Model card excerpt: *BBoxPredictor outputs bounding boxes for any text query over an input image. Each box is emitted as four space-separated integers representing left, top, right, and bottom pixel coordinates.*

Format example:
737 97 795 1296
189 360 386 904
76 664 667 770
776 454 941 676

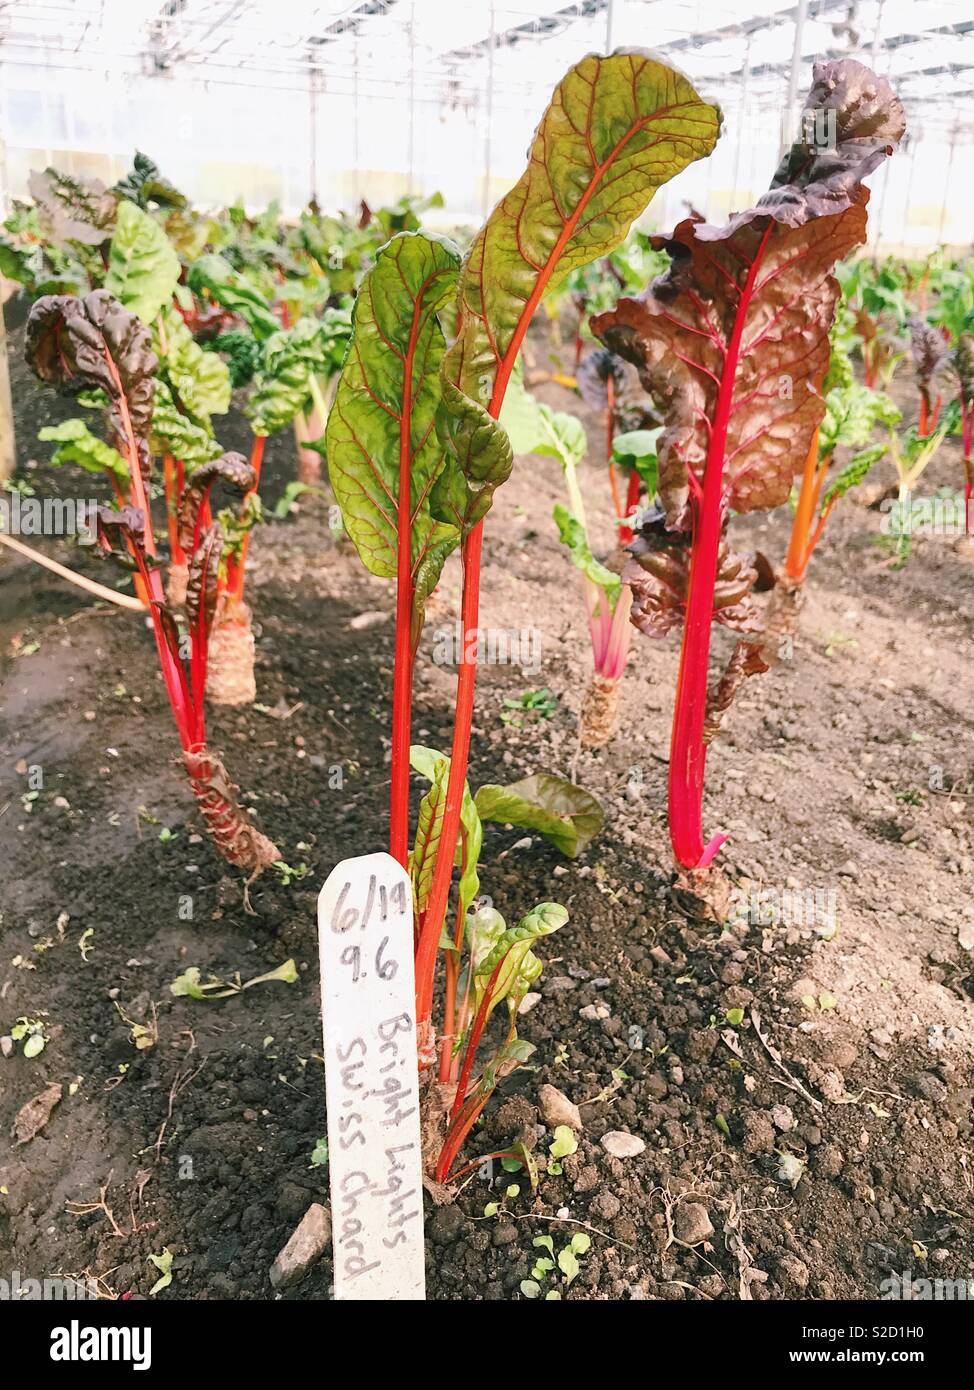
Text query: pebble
838 860 860 878
600 1131 645 1159
538 1084 582 1132
777 1253 810 1292
579 1003 610 1022
429 1204 465 1246
348 610 388 631
269 1203 332 1290
517 992 541 1015
673 1202 714 1245
589 1190 621 1221
0 1036 13 1058
771 1104 795 1132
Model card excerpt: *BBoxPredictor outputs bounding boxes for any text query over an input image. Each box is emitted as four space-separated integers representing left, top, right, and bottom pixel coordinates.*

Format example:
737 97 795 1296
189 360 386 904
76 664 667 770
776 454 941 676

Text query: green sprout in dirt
500 688 559 728
170 959 298 1000
273 860 311 887
148 1248 174 1296
520 1231 592 1298
310 1138 329 1169
547 1124 578 1176
11 1016 48 1058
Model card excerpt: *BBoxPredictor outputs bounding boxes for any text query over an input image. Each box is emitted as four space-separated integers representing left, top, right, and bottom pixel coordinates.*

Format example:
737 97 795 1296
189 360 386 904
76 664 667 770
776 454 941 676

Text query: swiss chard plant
593 59 904 876
500 374 635 746
325 49 720 1173
25 291 278 879
909 316 951 438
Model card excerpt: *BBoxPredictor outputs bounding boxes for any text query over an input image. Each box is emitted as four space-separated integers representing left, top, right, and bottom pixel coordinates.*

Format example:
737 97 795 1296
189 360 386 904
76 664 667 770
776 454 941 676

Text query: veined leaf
553 503 621 606
594 60 906 531
443 50 720 523
105 201 181 327
187 254 279 340
149 380 222 468
821 442 888 509
155 306 231 424
38 418 128 485
475 772 603 858
26 291 158 466
326 233 463 629
410 745 482 919
473 902 568 1024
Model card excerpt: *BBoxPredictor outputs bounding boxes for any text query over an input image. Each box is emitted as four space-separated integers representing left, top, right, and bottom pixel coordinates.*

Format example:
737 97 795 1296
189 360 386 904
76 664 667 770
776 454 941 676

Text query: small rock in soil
538 1084 582 1132
492 1222 518 1247
0 1036 13 1058
777 1253 810 1292
673 1202 714 1246
589 1190 621 1221
269 1203 332 1290
348 610 388 631
579 1003 610 1022
600 1130 645 1159
771 1104 795 1132
742 1111 776 1155
429 1204 465 1247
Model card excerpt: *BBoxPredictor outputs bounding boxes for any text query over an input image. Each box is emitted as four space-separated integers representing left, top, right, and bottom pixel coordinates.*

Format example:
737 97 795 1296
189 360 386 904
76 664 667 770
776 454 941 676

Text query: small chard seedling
500 374 635 747
594 59 904 873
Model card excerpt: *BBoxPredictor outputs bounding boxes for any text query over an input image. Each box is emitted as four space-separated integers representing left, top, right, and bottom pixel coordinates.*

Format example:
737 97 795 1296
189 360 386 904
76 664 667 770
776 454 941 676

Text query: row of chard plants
5 49 966 1180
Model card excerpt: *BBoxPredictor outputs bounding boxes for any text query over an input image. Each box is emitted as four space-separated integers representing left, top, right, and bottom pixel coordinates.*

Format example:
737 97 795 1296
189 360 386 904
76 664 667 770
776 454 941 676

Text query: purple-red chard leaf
177 451 255 558
26 290 157 478
593 59 904 871
416 50 722 1028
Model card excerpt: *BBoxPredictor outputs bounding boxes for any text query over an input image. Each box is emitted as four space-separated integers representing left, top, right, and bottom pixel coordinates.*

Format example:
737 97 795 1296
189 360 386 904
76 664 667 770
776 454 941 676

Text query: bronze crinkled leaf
624 507 760 638
26 290 158 455
592 58 905 532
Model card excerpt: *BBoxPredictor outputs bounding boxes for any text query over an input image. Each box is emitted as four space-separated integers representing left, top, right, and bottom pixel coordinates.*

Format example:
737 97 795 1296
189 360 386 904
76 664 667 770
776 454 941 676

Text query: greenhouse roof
1 0 972 135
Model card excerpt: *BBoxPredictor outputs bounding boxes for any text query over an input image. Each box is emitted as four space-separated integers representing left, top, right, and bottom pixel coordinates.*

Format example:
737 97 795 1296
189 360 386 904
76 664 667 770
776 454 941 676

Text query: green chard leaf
325 233 464 636
149 380 222 467
821 442 889 509
155 305 232 424
38 418 128 485
187 253 280 340
409 745 482 919
247 315 349 436
443 50 721 523
473 902 568 1022
613 427 662 493
475 772 604 858
105 200 181 326
553 503 622 606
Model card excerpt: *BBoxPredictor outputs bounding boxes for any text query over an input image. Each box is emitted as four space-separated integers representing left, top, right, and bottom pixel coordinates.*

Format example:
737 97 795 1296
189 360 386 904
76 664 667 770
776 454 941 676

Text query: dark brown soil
1 299 972 1302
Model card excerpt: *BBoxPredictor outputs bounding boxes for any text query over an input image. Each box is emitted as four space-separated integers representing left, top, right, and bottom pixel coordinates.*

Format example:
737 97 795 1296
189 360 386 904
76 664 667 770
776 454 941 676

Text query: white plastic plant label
317 851 426 1300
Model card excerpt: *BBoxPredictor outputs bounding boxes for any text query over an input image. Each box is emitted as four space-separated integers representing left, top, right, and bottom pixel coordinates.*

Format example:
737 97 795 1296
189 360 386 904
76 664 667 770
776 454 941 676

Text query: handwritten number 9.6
340 936 397 983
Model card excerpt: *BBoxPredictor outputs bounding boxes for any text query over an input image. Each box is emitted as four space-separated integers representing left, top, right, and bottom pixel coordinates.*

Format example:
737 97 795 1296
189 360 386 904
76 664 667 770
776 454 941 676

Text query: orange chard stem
784 428 823 581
